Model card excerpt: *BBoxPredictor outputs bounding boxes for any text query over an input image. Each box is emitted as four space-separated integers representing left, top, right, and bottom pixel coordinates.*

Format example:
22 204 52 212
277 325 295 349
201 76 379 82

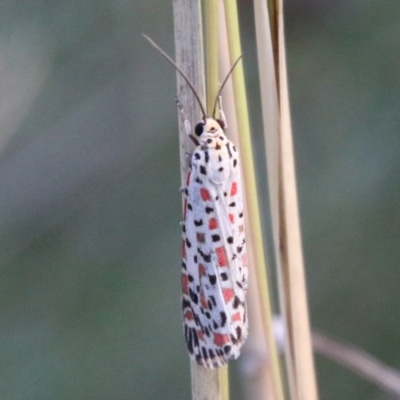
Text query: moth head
194 118 225 138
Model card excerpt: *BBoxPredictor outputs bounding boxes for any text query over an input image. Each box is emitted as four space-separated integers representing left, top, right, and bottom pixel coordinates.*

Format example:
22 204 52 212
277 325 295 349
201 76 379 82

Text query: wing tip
188 338 247 369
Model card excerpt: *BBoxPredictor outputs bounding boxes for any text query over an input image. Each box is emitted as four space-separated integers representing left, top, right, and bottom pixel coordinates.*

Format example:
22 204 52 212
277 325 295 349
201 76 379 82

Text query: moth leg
217 96 228 131
175 96 191 135
176 96 199 146
184 151 193 170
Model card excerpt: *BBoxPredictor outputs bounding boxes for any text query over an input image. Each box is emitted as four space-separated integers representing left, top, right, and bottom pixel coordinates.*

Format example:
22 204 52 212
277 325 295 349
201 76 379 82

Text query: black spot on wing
194 219 203 226
233 296 240 309
182 297 191 309
236 326 242 340
187 328 193 353
200 165 207 175
220 272 228 281
198 248 212 263
193 329 199 348
210 296 216 306
220 311 227 327
226 143 232 158
189 289 198 304
209 274 217 285
202 347 208 360
211 234 220 242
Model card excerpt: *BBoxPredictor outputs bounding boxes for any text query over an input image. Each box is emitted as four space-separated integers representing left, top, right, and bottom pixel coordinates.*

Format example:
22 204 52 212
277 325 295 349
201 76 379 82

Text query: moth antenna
211 54 244 119
143 34 207 120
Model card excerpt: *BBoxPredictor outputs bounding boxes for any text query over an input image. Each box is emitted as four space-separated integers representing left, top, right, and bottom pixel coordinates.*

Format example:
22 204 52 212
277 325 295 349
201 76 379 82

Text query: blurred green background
0 1 399 399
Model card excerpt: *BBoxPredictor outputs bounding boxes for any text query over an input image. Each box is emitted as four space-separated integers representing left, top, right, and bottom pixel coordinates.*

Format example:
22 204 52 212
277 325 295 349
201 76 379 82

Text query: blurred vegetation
0 1 399 399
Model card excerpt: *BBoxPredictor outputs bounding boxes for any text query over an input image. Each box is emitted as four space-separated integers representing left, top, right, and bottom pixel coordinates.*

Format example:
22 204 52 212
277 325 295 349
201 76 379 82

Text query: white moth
144 35 248 368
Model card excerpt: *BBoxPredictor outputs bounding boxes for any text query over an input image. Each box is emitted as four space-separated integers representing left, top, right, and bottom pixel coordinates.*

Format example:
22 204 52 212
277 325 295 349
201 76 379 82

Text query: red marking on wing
229 214 234 224
199 264 206 276
196 232 205 243
213 333 230 347
200 188 211 201
216 246 228 267
242 253 248 266
182 240 186 259
230 182 237 196
232 312 241 322
182 274 189 294
184 310 194 320
200 293 208 309
198 330 205 341
209 218 218 230
223 288 234 303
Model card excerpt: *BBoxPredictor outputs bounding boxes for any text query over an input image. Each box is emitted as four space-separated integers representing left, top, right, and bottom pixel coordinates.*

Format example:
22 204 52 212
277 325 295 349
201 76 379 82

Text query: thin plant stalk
173 0 222 399
204 2 230 397
313 332 400 397
276 0 319 398
218 3 275 399
253 0 296 398
223 0 285 399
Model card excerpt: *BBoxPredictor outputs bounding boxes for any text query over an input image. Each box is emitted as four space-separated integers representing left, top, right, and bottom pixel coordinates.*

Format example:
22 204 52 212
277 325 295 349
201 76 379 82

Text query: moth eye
195 122 204 136
216 119 225 130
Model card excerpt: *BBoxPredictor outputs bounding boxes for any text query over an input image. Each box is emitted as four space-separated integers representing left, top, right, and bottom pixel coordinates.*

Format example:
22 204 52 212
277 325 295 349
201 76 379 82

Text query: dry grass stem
173 0 222 398
223 0 285 399
313 332 400 397
276 1 319 398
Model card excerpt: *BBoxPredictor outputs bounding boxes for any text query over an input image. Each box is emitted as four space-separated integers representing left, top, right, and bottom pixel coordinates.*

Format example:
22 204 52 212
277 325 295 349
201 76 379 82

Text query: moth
144 35 248 369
